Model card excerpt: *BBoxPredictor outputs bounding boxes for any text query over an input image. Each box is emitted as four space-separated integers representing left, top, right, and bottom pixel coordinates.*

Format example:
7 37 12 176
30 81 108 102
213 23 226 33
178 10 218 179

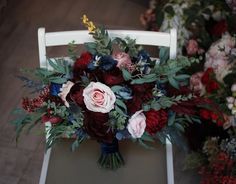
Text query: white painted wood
38 28 47 69
166 137 175 184
38 27 177 184
39 122 52 184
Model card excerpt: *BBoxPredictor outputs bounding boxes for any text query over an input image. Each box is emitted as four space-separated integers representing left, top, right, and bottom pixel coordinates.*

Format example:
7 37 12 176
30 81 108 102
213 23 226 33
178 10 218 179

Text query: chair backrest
38 27 176 184
38 28 177 68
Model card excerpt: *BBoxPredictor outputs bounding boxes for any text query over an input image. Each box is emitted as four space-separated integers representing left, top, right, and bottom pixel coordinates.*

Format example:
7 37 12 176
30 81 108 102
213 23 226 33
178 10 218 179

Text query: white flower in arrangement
127 110 146 138
83 82 116 113
226 83 236 117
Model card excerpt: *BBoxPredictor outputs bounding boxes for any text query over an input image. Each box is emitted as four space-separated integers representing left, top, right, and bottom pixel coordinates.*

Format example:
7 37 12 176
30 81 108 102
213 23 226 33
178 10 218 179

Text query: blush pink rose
190 72 206 96
112 52 134 72
58 81 74 107
83 82 116 113
127 110 146 138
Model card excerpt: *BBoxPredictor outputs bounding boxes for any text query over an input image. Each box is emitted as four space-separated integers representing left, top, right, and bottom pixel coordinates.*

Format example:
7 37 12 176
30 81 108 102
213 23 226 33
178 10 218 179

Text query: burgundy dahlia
145 109 168 135
83 111 114 143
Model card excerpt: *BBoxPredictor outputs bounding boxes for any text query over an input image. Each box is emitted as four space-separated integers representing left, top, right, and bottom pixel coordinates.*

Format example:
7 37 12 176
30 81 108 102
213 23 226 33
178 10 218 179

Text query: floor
0 0 200 183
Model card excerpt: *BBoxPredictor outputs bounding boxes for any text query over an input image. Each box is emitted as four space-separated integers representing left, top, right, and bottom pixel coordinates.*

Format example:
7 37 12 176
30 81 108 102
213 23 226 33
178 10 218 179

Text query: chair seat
45 139 168 184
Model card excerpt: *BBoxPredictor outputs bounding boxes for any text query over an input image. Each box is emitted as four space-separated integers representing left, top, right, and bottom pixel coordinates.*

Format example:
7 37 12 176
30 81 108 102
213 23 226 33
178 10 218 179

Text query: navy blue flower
50 83 62 96
99 55 117 71
138 50 150 61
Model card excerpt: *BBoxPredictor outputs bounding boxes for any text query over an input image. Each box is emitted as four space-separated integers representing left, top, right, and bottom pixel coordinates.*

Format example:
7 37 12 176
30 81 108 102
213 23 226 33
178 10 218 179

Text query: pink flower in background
204 33 236 82
186 39 199 55
83 82 116 113
186 39 204 56
127 110 146 138
190 72 206 96
58 81 74 107
112 52 134 72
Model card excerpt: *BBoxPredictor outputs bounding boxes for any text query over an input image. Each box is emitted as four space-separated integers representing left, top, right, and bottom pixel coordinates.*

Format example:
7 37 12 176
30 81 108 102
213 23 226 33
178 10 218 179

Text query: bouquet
184 34 236 183
12 15 206 170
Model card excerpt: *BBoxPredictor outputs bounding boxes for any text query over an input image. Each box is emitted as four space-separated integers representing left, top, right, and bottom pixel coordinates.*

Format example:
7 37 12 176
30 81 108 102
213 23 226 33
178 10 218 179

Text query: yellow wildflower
82 15 96 33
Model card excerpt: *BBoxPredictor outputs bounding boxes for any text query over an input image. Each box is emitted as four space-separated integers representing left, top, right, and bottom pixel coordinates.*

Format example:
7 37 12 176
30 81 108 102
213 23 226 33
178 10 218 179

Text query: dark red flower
73 52 92 80
103 68 124 85
126 95 143 114
206 81 219 93
210 20 228 37
201 68 214 85
217 120 224 126
41 114 63 124
67 83 84 106
74 52 93 70
83 111 114 143
145 109 168 135
210 112 219 121
199 109 211 120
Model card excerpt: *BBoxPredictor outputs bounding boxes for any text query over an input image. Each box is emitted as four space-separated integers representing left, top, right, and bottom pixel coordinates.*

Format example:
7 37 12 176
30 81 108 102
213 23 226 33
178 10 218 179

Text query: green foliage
109 109 128 131
121 68 132 81
159 47 169 64
11 108 43 142
112 37 140 57
86 26 112 55
131 73 157 84
68 40 77 60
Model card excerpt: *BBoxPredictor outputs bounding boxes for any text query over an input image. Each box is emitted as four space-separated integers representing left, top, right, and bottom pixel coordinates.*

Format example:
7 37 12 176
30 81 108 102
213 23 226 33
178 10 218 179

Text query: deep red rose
145 109 168 135
67 83 84 106
199 109 211 120
103 68 124 85
206 81 219 93
210 112 219 121
74 52 93 70
132 83 154 94
73 52 92 80
210 20 228 37
127 83 154 114
83 111 114 143
217 120 224 126
42 114 63 124
201 68 214 85
126 95 143 114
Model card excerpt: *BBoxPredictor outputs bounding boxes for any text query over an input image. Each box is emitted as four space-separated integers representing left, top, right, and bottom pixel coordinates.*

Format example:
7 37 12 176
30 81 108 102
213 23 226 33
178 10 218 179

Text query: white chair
38 28 177 184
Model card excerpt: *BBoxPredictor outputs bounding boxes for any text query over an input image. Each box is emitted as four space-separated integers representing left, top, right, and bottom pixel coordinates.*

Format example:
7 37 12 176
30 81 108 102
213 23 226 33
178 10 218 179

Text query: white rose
83 82 116 113
127 110 146 138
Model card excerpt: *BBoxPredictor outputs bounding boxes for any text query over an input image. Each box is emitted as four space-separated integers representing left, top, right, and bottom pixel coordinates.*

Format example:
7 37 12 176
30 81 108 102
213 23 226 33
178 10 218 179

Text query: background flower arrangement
140 0 236 55
141 0 236 182
12 15 207 170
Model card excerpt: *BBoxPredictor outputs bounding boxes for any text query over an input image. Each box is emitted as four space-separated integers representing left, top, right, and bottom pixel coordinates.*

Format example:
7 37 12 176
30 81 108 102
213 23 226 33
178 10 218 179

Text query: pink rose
186 39 199 55
58 81 74 107
112 52 134 72
190 72 206 96
83 82 116 113
127 110 146 138
231 83 236 92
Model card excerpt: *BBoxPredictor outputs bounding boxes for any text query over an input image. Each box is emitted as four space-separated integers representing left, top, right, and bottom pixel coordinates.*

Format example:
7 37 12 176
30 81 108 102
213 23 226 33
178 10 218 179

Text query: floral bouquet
183 33 236 183
12 15 205 170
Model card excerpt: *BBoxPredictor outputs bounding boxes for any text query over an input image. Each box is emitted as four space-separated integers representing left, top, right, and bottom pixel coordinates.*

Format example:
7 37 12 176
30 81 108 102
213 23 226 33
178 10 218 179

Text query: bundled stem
98 140 124 170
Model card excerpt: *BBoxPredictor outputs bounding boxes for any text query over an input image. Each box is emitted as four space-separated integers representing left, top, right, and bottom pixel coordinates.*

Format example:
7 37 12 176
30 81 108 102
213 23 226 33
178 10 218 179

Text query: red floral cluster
199 109 224 126
201 68 220 93
73 52 93 80
22 87 50 112
145 109 168 135
210 20 228 37
126 83 154 114
200 152 236 184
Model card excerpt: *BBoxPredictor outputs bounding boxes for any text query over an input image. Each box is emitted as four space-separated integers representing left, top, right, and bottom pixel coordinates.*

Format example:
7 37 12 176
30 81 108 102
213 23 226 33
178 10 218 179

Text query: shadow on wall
0 0 7 24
